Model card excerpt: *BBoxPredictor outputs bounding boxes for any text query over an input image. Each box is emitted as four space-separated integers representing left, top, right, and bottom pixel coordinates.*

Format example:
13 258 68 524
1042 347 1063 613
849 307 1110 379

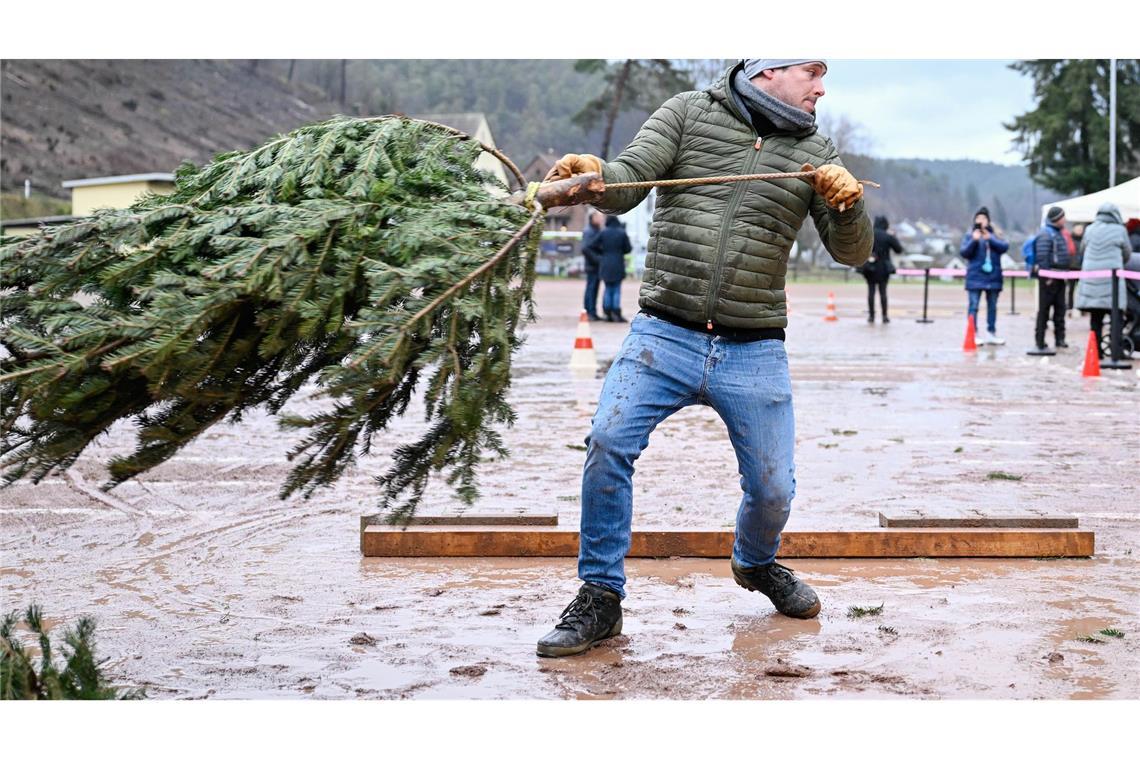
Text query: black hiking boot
731 559 821 619
536 582 623 658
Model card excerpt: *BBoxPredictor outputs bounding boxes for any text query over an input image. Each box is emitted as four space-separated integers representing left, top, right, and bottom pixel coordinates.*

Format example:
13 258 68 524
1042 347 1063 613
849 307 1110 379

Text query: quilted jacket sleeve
807 143 872 267
597 94 688 214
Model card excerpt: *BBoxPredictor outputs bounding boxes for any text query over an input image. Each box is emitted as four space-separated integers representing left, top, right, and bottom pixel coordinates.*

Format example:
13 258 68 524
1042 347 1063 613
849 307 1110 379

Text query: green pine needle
1 116 543 519
1098 628 1124 638
0 604 144 700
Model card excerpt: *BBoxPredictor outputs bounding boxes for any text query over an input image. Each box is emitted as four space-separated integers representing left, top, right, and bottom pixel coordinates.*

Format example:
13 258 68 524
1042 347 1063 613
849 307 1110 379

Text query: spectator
1127 218 1140 253
1075 203 1132 357
861 215 901 323
581 210 605 321
1067 222 1086 313
1032 206 1073 350
959 206 1009 345
584 215 633 322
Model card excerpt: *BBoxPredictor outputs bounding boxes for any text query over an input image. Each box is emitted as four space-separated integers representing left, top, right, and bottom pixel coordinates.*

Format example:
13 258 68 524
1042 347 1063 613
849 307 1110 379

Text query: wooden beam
359 513 557 532
878 511 1078 529
361 527 1094 558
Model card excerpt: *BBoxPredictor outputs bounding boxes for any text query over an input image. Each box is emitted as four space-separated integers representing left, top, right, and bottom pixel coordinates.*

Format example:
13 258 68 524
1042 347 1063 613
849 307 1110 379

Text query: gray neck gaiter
732 70 816 132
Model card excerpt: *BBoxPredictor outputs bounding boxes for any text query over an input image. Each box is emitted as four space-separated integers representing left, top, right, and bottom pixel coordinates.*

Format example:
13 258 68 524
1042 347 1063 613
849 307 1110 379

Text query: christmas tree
1 116 545 519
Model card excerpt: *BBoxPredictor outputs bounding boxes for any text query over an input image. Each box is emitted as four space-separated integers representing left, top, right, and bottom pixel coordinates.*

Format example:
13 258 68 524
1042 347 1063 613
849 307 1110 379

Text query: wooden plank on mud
361 527 1094 558
359 513 558 532
878 510 1078 529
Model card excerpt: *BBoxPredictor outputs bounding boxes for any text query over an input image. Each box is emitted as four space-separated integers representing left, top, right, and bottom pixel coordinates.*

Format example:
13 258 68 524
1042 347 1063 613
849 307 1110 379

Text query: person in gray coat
1075 202 1132 357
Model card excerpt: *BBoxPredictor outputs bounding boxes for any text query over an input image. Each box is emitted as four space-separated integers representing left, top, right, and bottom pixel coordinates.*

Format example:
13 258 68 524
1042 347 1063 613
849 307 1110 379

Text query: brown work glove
801 162 863 210
543 153 603 182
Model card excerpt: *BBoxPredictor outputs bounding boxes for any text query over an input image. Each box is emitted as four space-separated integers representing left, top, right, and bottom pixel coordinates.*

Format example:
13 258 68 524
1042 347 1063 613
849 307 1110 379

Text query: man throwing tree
535 59 872 657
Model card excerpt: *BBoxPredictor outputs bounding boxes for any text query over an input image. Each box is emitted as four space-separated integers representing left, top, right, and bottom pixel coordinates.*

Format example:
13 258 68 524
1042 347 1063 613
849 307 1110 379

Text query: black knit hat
975 206 990 220
1046 206 1065 223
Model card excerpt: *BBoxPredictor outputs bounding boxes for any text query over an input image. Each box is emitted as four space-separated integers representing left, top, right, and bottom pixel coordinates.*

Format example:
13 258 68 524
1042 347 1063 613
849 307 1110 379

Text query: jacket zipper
705 135 764 329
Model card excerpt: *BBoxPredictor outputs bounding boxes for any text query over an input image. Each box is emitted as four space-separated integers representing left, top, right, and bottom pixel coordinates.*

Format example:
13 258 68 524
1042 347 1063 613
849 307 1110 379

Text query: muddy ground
2 277 1138 699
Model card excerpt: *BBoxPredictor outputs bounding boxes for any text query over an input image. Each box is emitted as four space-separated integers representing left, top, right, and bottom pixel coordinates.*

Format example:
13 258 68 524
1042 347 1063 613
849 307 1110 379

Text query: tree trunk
600 60 633 160
339 60 348 107
288 60 296 82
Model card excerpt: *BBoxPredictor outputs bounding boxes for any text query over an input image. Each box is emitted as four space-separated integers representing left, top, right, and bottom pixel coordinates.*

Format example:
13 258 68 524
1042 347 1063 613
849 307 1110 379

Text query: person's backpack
1022 233 1037 271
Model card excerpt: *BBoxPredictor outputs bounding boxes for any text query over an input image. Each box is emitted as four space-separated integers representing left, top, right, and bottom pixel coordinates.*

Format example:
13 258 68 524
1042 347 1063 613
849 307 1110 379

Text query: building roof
61 173 176 189
408 113 489 141
1 215 79 229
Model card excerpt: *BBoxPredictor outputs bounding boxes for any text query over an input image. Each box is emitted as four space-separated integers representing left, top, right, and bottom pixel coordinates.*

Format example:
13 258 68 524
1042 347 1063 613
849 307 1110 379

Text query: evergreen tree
1006 59 1140 195
1 116 543 519
0 604 144 700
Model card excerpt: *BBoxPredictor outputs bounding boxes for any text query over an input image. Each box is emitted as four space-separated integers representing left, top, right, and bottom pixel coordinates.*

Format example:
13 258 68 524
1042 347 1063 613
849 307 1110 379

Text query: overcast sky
810 60 1036 166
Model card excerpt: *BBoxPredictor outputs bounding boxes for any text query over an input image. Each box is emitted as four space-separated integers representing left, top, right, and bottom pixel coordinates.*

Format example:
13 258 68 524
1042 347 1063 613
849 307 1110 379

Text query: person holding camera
959 206 1009 344
1032 206 1072 350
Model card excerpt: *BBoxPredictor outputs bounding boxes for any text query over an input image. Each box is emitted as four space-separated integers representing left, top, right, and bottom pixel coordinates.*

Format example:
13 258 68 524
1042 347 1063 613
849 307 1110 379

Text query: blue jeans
583 271 600 316
602 280 622 313
579 313 796 598
967 288 1000 333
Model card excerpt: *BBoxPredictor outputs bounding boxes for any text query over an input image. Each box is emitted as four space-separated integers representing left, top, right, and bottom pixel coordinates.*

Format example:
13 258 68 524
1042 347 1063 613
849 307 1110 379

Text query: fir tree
1 116 543 519
0 604 145 699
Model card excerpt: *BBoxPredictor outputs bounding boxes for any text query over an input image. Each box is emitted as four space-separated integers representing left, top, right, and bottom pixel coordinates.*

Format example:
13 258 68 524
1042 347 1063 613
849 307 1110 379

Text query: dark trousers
584 271 600 317
1066 280 1077 311
1089 308 1109 358
602 280 622 313
1035 279 1067 346
866 279 888 319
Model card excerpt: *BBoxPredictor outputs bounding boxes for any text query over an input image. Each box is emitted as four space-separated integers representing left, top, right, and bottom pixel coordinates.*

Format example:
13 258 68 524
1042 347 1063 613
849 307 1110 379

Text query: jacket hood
604 216 623 228
1095 202 1123 225
707 61 818 139
874 215 889 230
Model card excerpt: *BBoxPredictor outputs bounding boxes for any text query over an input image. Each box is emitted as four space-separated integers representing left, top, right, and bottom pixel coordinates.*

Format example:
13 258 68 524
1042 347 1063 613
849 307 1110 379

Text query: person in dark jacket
1066 222 1085 313
861 215 901 323
1032 206 1072 350
959 206 1009 345
580 210 605 321
584 215 633 322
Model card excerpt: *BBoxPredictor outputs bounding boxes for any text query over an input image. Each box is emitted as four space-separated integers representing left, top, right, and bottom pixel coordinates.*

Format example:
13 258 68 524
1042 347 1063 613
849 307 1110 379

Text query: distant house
408 112 510 190
63 172 176 216
2 172 176 236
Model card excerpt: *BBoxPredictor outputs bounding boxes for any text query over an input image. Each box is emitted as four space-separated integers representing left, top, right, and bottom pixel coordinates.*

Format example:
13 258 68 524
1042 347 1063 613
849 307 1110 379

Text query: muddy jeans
578 313 796 597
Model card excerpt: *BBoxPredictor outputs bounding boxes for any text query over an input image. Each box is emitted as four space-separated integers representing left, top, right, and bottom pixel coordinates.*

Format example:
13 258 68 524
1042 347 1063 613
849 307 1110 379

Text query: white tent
1041 177 1140 224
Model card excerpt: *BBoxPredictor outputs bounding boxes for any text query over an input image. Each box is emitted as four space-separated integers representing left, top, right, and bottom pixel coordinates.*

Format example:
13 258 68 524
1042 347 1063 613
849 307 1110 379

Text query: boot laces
768 562 797 587
555 590 600 631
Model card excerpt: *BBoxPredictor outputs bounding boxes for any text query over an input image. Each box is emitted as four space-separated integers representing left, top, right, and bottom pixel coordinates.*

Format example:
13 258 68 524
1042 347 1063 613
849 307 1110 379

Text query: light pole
1109 58 1117 187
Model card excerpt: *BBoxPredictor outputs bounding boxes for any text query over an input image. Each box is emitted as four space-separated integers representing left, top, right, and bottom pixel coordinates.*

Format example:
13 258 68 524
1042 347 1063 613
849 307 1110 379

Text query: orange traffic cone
569 310 598 373
1082 330 1101 377
823 291 838 322
963 315 977 352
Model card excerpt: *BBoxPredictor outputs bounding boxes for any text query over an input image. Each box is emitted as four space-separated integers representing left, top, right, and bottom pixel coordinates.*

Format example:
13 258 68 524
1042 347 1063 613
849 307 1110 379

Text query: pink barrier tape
896 268 1029 278
1039 269 1114 280
1118 269 1140 282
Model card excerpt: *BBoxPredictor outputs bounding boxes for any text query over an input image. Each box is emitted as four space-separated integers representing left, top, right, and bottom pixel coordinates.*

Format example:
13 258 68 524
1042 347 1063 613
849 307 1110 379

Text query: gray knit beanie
1046 206 1065 223
743 59 828 78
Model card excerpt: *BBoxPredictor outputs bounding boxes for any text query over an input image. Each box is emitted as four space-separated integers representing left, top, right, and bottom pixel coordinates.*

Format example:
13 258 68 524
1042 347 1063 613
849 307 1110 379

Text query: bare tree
815 113 874 156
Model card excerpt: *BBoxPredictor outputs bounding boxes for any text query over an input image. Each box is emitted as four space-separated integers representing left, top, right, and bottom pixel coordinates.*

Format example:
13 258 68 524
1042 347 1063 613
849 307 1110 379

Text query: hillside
2 59 1056 229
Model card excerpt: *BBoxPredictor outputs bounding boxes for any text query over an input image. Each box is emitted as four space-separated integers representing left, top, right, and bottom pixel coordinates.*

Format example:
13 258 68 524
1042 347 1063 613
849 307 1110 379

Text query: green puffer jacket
596 63 872 329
